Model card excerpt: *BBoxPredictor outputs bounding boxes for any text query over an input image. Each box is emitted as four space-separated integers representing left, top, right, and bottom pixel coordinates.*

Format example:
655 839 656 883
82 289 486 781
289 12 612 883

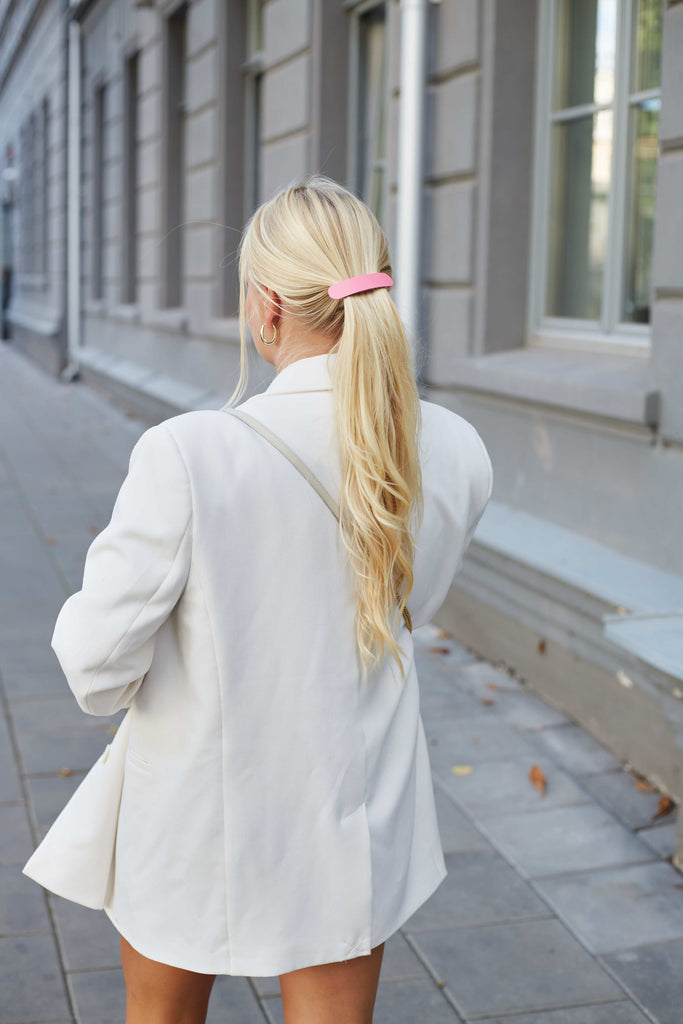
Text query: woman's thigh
278 942 385 1024
120 935 216 1024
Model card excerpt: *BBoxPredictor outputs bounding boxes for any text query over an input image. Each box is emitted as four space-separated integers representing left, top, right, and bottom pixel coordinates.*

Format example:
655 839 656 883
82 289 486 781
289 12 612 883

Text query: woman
40 176 493 1023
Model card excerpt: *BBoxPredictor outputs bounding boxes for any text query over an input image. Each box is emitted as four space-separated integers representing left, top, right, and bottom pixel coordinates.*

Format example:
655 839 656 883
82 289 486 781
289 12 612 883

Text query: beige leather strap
222 405 412 633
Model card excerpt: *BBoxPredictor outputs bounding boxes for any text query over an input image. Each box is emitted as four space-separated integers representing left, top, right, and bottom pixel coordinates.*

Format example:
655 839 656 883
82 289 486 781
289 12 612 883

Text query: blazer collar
263 352 337 396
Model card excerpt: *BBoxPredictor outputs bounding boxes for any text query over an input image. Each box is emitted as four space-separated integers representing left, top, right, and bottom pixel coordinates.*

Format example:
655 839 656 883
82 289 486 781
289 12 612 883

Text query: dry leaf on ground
529 763 547 795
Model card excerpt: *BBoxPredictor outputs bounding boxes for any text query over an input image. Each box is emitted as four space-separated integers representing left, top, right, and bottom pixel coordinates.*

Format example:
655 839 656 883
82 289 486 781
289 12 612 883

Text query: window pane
631 0 662 93
553 0 617 110
622 99 659 323
545 110 612 320
357 4 387 223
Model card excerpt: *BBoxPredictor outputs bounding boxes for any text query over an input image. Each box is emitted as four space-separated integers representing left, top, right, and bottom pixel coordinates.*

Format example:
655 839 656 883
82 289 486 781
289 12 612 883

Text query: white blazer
48 351 493 977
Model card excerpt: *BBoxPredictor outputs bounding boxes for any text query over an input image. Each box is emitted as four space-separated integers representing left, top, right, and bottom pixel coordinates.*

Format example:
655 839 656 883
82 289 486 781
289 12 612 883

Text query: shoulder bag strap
222 406 412 633
223 407 340 521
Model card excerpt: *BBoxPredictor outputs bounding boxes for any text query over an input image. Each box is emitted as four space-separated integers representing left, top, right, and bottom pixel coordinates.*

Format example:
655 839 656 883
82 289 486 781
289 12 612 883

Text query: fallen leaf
480 697 496 706
452 765 473 775
653 796 675 820
529 764 546 795
429 645 451 656
57 767 73 777
634 778 658 793
486 681 518 694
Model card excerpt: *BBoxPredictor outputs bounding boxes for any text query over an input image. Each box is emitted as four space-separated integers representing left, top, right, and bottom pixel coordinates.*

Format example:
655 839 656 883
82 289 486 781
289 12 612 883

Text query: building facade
2 0 683 862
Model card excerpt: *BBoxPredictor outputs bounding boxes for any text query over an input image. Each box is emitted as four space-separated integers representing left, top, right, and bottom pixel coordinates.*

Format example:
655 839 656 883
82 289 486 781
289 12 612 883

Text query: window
530 0 663 349
92 83 106 300
243 0 264 215
19 112 38 276
163 3 187 308
349 0 389 224
122 51 139 304
40 96 49 280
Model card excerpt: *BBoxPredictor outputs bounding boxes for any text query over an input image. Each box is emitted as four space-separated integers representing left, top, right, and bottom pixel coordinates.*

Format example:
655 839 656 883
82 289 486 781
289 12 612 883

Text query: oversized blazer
45 351 493 977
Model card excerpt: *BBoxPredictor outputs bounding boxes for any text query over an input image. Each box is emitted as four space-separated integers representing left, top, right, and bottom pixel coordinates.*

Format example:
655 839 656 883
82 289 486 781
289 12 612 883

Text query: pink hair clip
328 272 394 300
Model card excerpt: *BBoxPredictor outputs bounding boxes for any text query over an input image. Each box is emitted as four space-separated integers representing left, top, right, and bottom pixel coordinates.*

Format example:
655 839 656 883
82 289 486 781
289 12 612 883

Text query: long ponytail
229 175 423 682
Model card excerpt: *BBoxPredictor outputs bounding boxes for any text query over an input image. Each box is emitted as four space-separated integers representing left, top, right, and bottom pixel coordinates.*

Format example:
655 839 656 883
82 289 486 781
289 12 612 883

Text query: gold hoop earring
260 323 277 346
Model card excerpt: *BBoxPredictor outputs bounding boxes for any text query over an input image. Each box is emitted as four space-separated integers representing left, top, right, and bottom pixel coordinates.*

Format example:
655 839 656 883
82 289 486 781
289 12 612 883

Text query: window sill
139 307 188 334
204 317 241 343
108 303 141 324
15 273 47 290
427 347 660 428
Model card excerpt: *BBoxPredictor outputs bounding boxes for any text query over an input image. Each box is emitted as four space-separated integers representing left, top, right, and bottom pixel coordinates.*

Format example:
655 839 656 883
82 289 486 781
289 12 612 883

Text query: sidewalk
1 339 682 1024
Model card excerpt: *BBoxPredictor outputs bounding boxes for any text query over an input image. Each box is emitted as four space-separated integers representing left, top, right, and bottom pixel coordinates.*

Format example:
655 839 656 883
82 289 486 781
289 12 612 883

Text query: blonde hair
227 175 423 682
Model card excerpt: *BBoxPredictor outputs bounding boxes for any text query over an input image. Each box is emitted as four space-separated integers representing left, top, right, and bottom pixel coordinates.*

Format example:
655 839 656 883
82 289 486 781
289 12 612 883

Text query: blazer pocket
125 746 152 773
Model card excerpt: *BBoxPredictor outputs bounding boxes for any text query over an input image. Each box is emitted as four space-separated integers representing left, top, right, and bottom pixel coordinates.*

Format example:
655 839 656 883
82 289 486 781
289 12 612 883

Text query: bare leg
279 942 385 1024
120 934 216 1024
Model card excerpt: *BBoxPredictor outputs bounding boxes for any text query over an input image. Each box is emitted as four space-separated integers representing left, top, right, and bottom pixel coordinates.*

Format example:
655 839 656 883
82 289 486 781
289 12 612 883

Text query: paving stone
51 898 121 971
637 820 679 859
0 635 67 684
534 860 683 954
25 772 87 840
11 697 124 775
0 932 72 1022
433 787 493 853
419 681 487 720
423 713 540 770
578 769 674 831
373 977 463 1023
450 659 527 697
206 974 275 1023
0 715 22 803
376 930 432 980
487 689 573 731
405 849 551 932
603 937 683 1024
524 722 625 775
413 624 480 669
67 967 125 1024
433 755 592 820
475 1001 652 1023
409 918 624 1019
0 863 53 935
0 804 34 866
477 803 657 878
2 666 71 702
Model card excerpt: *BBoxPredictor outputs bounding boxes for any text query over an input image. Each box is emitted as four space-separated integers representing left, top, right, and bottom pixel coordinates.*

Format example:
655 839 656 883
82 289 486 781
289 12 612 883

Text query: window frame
121 49 139 306
92 81 106 302
527 0 662 356
243 0 264 218
346 0 391 225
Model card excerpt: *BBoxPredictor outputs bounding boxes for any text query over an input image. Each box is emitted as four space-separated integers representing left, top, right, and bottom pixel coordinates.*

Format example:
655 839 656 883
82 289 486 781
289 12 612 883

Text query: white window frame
527 0 662 357
346 0 390 225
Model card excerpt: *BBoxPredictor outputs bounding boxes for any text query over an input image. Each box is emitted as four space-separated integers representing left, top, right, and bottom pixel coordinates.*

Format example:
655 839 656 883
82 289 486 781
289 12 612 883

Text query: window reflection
553 0 617 110
546 111 613 320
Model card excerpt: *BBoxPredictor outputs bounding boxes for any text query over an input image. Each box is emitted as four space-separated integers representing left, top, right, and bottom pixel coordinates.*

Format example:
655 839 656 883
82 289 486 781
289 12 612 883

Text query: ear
263 288 282 328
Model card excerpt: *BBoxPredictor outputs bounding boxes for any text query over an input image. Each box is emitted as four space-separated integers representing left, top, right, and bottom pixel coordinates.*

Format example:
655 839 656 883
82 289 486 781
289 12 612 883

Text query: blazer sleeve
407 416 493 632
51 423 193 717
460 421 494 552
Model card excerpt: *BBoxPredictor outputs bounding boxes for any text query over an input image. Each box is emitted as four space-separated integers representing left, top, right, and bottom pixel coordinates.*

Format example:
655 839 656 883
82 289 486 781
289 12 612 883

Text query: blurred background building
1 0 683 862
